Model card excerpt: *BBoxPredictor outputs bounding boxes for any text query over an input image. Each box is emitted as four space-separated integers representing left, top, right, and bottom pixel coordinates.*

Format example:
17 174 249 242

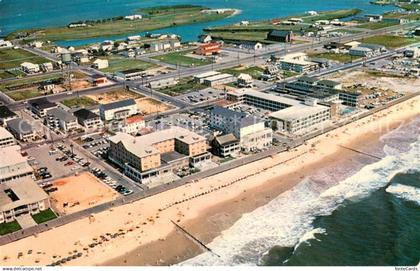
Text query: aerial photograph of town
0 0 419 269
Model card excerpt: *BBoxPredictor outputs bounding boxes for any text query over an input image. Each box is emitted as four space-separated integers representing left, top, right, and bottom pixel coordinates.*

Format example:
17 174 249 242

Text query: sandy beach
1 96 419 266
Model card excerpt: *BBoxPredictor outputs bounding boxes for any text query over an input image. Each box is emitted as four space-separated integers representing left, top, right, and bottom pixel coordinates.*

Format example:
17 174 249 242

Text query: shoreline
1 96 419 266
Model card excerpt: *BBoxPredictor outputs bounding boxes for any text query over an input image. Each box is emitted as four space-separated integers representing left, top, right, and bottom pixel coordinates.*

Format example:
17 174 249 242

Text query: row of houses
20 62 54 74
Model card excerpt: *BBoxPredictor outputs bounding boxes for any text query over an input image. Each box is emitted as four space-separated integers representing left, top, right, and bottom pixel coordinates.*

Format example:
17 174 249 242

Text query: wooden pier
338 145 382 160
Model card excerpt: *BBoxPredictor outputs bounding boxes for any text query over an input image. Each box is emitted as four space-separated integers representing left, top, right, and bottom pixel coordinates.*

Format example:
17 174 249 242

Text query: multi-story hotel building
0 145 34 183
109 127 211 183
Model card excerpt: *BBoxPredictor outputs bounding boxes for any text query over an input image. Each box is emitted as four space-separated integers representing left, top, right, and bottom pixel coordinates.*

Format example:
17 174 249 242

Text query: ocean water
0 0 395 46
181 116 420 266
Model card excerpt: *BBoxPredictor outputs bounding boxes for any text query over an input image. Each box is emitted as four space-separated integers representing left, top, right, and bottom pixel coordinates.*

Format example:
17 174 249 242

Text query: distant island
6 5 237 42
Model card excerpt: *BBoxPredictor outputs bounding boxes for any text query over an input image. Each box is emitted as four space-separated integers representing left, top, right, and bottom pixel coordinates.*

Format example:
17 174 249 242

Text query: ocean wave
180 136 420 266
386 184 420 205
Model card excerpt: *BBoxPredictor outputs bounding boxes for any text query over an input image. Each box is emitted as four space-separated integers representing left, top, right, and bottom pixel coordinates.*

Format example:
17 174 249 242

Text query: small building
123 49 136 58
359 43 386 53
279 52 318 73
237 73 253 88
124 14 142 20
30 41 43 48
365 14 383 22
194 71 221 83
20 62 40 73
199 34 212 43
324 41 346 50
240 20 250 26
45 108 78 132
100 40 114 51
73 108 103 129
194 42 221 56
119 115 145 135
99 99 138 121
40 62 54 72
116 68 144 81
344 41 361 49
307 11 318 16
0 39 13 49
6 118 36 142
0 127 16 148
29 98 58 117
148 78 178 89
203 73 235 87
404 47 420 58
211 133 240 157
92 59 109 70
289 18 303 23
91 74 108 86
0 145 34 183
0 178 50 223
0 106 17 127
349 46 373 57
267 30 293 43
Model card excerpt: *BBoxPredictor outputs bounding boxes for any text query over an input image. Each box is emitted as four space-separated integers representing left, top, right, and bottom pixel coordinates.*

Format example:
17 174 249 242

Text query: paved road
1 91 418 247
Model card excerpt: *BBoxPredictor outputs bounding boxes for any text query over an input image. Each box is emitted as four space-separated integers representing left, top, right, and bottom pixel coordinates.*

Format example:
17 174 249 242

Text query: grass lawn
359 35 420 49
61 96 98 108
156 77 206 96
219 156 235 163
32 209 57 224
309 52 361 63
221 66 264 79
0 48 49 70
152 51 212 67
7 88 48 101
358 21 399 30
302 9 361 23
0 221 22 235
7 5 234 42
282 70 300 78
0 73 62 92
102 56 156 73
206 31 275 44
383 12 420 21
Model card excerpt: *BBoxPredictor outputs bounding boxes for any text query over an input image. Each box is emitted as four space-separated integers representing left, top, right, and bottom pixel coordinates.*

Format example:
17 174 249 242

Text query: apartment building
209 106 272 152
0 105 17 127
7 118 37 142
45 108 78 132
73 108 103 129
109 127 211 182
0 145 34 183
29 98 58 117
0 127 16 148
0 178 50 223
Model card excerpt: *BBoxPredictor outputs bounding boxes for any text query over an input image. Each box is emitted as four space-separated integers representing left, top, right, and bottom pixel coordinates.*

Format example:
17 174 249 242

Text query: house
194 42 221 56
349 46 373 57
240 21 250 26
344 41 361 49
148 78 178 89
211 133 240 157
266 30 293 42
100 41 114 51
0 106 17 127
29 98 58 117
30 41 43 48
92 59 109 70
108 127 211 183
91 74 108 86
7 118 37 142
73 108 103 129
359 43 386 53
116 68 144 81
288 18 303 23
124 14 142 20
237 73 253 88
365 14 383 22
68 22 87 28
40 62 54 72
324 42 346 50
20 62 40 73
199 34 212 43
119 115 145 135
307 11 318 16
209 106 272 151
127 35 141 42
0 127 16 148
239 42 263 51
123 49 136 58
279 52 318 73
99 99 138 121
260 65 279 81
45 108 78 132
0 178 50 223
0 39 13 49
316 20 330 25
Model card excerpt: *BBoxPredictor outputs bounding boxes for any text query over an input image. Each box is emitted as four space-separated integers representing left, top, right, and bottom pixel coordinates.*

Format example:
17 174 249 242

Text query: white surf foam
386 183 420 205
180 136 420 266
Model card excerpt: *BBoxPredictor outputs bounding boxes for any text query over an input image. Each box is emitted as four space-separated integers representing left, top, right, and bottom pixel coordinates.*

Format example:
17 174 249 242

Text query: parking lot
177 87 225 104
80 133 110 159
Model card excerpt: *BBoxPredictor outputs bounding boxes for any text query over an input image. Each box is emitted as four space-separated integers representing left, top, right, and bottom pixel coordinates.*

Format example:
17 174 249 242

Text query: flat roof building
0 178 50 223
0 105 17 126
7 118 37 142
99 99 138 121
73 108 103 129
29 98 58 117
203 73 235 87
0 127 16 148
46 108 78 132
0 145 34 183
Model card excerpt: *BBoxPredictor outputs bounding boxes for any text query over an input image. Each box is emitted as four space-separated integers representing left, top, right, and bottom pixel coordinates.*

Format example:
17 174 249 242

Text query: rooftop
125 115 144 124
0 178 48 212
0 126 14 140
118 68 144 75
100 98 137 111
73 108 99 121
0 105 17 119
0 145 30 169
160 151 187 164
215 133 239 146
47 107 77 122
204 73 234 81
7 118 34 134
244 89 302 107
29 98 57 110
269 102 329 122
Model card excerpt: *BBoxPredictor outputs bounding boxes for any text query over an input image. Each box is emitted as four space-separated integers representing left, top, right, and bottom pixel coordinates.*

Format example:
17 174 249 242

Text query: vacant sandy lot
50 172 119 215
137 97 174 115
87 89 143 104
327 70 420 93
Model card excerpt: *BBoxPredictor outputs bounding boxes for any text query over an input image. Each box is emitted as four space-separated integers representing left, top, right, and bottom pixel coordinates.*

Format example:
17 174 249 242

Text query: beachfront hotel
109 127 211 183
227 89 331 134
0 145 34 183
0 178 50 223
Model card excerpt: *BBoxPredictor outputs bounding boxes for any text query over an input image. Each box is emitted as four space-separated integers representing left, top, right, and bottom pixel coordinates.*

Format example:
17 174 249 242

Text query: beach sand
1 96 419 266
